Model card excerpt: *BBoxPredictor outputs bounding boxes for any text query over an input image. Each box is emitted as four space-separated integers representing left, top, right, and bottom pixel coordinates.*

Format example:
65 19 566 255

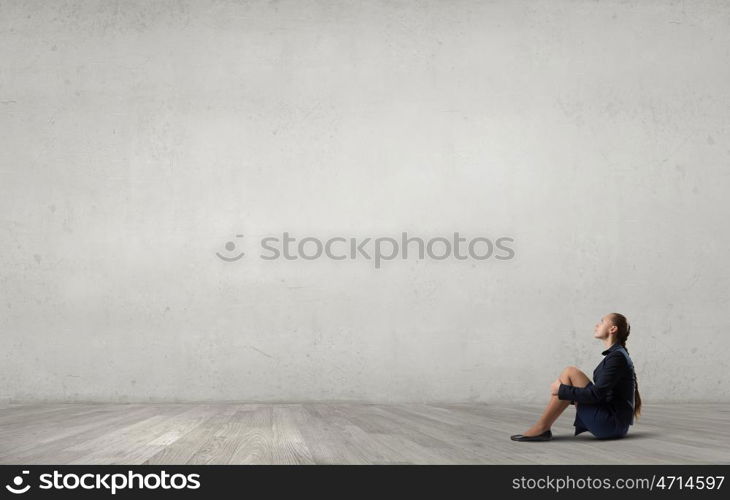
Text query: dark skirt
571 383 630 439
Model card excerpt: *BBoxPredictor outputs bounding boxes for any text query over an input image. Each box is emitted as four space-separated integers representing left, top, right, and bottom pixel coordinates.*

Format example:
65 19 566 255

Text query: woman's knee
563 365 592 385
560 366 578 382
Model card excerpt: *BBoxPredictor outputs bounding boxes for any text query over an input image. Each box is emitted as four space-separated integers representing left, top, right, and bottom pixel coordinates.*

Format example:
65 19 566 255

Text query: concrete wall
1 0 728 402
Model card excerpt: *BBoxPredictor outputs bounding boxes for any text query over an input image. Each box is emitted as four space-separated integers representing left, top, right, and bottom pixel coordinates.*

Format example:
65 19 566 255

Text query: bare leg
521 366 591 436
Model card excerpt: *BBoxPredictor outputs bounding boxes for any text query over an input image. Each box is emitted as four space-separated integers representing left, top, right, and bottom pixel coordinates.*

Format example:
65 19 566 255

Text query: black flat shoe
510 429 552 441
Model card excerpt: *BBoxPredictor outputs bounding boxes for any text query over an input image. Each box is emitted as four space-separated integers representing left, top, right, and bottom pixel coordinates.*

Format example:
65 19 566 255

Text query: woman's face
593 315 616 340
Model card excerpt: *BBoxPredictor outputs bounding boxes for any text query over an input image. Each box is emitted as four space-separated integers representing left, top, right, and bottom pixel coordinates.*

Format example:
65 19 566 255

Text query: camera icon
5 470 30 494
216 234 246 262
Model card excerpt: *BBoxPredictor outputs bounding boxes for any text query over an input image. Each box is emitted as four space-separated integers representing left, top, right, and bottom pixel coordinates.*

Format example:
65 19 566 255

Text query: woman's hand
550 378 562 396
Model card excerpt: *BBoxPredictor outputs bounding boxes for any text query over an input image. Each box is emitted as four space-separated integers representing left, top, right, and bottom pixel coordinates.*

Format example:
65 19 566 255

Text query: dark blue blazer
557 342 637 428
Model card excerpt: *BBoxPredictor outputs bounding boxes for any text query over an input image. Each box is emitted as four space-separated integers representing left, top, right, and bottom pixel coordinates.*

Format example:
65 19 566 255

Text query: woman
510 313 642 441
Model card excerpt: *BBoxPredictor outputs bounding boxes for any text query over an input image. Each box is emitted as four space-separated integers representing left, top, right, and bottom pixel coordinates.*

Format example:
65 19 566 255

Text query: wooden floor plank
226 405 274 465
0 402 727 464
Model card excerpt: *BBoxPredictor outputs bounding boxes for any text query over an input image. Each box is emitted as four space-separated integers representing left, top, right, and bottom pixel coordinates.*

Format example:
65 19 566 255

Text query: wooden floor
0 402 727 464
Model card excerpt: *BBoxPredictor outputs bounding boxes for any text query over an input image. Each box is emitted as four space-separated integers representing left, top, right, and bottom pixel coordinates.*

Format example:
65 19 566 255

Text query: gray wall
1 0 728 403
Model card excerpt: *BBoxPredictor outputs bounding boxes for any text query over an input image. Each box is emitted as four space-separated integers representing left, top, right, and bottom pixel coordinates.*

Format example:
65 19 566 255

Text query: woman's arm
556 353 628 404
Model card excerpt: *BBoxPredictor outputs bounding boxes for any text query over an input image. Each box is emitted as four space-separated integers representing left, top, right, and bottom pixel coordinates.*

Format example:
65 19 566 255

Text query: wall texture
1 0 729 402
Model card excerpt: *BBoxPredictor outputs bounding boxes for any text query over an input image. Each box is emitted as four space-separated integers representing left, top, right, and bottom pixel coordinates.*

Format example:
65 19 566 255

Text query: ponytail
612 314 642 420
